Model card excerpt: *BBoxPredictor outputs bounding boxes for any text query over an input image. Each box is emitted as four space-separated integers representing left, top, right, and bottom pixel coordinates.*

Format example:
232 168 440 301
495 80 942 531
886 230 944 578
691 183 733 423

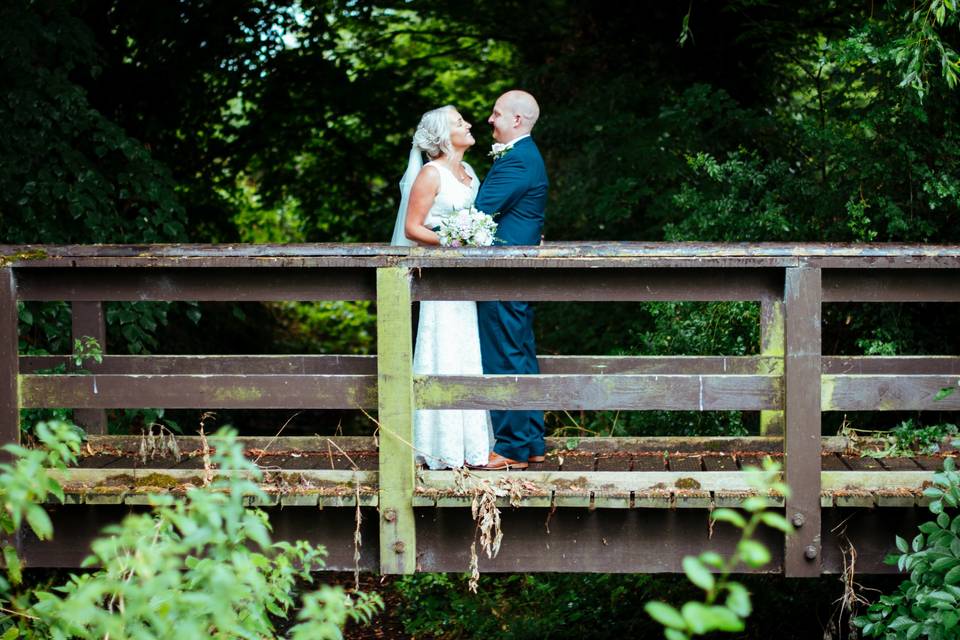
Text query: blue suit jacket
475 137 548 246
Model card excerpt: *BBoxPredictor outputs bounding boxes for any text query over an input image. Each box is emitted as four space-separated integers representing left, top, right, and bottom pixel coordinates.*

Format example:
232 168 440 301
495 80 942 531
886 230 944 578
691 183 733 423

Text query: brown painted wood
17 505 379 571
15 268 376 301
823 269 960 302
632 454 667 471
71 301 107 434
0 269 18 448
12 501 922 574
783 267 822 577
7 242 960 269
20 354 378 375
415 374 781 410
595 453 631 471
667 455 703 472
24 353 960 377
823 375 960 410
820 454 851 471
878 457 921 470
702 455 738 471
912 456 946 471
843 456 884 471
538 355 780 375
20 374 378 409
558 453 596 471
414 507 785 573
823 356 960 375
412 268 783 301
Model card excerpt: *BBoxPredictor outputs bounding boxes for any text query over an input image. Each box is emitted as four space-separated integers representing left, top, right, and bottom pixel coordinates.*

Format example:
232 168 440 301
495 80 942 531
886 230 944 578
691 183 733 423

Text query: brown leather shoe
528 455 545 463
475 452 528 471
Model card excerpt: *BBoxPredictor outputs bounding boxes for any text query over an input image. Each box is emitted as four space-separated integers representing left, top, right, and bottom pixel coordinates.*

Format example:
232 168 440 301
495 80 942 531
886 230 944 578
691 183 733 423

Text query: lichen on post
375 267 417 574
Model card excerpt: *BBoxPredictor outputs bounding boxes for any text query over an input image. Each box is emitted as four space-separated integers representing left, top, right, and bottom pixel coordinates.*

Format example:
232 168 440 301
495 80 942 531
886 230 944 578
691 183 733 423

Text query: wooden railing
2 243 959 575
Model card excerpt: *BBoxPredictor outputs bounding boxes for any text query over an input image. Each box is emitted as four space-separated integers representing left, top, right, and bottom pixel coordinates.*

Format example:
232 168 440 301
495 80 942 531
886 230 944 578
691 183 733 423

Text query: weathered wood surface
375 267 417 574
20 374 379 409
412 268 782 301
73 433 942 458
414 374 781 410
823 374 960 410
783 267 822 577
6 243 960 269
0 269 18 446
25 353 960 376
823 269 960 301
16 268 376 301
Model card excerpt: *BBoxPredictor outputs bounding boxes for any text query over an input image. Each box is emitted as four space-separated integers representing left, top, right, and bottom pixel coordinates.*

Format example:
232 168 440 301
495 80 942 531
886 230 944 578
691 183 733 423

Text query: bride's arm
404 165 441 246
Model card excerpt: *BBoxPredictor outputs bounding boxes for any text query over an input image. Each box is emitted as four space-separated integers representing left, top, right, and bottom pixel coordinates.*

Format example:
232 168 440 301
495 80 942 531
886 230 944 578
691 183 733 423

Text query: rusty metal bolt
383 508 397 523
804 545 818 560
393 541 406 554
791 513 805 528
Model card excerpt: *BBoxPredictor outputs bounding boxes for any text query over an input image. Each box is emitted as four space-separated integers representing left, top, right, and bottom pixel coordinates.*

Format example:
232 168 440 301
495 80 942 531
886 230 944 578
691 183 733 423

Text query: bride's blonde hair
412 105 455 159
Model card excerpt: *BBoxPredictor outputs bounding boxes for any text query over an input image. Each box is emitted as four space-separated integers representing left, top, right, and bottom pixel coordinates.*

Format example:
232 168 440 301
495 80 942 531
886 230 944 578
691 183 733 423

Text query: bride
390 105 492 470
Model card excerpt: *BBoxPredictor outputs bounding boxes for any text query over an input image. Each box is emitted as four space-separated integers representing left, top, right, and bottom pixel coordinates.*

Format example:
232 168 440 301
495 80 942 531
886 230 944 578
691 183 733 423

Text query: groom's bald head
489 90 540 143
501 90 540 129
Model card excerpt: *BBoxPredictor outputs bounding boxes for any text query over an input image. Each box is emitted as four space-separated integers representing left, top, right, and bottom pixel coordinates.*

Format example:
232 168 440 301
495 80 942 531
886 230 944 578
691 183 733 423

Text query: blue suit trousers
476 299 545 461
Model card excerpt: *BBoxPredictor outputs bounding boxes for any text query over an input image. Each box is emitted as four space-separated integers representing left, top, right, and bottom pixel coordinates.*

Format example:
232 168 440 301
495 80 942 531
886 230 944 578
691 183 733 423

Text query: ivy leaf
25 504 53 540
759 512 793 533
683 556 715 592
711 508 746 528
725 581 752 618
645 601 686 630
945 565 960 585
3 545 22 587
737 540 771 568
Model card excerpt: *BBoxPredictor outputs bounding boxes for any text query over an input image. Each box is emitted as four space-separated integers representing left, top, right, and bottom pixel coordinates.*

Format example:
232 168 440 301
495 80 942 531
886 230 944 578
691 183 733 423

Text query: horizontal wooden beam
823 356 960 375
7 242 960 269
15 268 376 301
26 354 960 378
412 268 782 301
823 374 960 410
823 269 960 302
820 470 932 491
20 354 379 375
20 374 378 409
418 469 772 495
414 374 781 410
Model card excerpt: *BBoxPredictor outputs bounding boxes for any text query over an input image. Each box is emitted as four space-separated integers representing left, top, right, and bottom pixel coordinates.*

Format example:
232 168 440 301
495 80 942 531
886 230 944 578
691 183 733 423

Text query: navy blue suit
474 136 548 461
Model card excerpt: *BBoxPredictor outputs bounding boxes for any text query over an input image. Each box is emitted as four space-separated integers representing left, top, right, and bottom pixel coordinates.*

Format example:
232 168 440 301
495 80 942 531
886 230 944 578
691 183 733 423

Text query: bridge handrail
3 242 960 576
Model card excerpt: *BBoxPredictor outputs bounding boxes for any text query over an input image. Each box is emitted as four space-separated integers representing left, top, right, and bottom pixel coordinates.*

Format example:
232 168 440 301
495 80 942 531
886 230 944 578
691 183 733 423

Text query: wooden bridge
2 243 959 577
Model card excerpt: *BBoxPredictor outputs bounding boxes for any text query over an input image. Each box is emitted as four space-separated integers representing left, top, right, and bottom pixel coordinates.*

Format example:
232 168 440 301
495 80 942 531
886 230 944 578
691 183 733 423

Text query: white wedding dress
408 161 493 469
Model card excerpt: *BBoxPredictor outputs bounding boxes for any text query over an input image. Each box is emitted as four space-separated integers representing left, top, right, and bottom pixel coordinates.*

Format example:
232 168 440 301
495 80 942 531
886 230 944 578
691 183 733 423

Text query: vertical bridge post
71 302 107 434
376 267 416 574
759 296 785 435
783 266 822 577
0 269 20 450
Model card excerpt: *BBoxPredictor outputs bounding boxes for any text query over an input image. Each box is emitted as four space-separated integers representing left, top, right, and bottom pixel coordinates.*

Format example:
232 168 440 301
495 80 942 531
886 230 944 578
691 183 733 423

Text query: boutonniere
489 143 511 160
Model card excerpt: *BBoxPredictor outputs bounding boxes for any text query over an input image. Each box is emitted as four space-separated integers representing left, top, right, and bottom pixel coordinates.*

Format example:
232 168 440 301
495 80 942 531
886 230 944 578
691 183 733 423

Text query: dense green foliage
0 426 382 638
855 456 960 638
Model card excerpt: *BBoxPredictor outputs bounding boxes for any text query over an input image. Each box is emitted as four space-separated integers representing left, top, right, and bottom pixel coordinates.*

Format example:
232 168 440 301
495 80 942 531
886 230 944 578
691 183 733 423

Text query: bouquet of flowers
437 206 498 247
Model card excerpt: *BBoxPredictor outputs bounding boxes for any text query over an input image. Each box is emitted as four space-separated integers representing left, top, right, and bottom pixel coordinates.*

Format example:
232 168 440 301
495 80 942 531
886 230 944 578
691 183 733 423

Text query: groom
474 90 548 471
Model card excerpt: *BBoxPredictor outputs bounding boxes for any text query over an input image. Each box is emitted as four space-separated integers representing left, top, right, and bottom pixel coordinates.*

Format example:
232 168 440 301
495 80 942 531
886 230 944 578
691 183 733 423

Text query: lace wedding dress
410 161 493 469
